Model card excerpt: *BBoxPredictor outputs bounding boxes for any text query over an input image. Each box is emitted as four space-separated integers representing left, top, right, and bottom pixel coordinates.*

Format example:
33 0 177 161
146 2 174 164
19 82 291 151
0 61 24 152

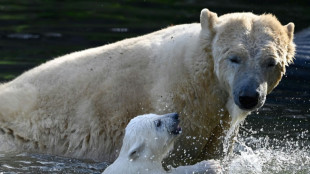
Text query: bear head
200 9 295 115
119 113 182 163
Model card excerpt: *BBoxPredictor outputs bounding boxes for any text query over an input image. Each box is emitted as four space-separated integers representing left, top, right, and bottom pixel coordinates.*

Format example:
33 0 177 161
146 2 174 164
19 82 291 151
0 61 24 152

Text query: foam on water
222 130 310 174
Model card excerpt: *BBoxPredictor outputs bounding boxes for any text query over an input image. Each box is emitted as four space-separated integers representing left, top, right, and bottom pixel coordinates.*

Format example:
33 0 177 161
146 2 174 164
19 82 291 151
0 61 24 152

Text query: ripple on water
0 152 109 173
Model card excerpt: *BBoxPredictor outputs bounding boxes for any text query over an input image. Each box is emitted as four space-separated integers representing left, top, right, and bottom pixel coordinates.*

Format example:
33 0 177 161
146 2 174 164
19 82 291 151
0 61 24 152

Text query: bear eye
154 120 162 127
229 55 241 64
267 59 277 68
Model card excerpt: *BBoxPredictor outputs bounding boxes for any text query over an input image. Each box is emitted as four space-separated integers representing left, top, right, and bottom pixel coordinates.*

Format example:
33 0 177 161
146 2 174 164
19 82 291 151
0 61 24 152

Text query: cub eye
229 56 241 64
154 120 162 127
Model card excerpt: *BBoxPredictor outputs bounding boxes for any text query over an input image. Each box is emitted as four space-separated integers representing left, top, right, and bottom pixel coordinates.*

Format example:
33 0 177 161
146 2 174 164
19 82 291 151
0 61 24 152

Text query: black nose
166 113 179 120
239 92 259 110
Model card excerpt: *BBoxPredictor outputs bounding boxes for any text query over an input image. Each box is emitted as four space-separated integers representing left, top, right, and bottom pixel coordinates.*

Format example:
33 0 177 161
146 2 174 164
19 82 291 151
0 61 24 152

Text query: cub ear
285 22 295 41
128 141 145 161
200 8 218 33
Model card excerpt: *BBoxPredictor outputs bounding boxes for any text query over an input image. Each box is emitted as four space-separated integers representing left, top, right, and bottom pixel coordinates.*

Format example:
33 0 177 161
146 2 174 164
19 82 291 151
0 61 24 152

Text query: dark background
0 0 309 81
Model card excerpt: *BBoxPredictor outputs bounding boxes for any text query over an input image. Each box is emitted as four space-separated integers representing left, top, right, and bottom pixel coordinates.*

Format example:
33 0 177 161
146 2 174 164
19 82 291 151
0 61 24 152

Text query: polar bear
102 113 221 174
0 9 295 165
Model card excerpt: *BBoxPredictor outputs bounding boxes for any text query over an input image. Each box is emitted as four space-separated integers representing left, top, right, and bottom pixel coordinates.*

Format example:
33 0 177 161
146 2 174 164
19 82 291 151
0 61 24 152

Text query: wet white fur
102 113 221 174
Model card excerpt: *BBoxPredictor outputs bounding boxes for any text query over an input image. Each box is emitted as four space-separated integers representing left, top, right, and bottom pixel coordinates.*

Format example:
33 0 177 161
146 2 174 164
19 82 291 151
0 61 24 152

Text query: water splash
222 129 310 174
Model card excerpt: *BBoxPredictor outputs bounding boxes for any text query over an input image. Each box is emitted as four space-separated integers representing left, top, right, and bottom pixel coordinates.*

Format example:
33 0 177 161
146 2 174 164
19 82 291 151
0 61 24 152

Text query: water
226 111 310 174
0 1 309 173
0 152 108 173
225 137 310 173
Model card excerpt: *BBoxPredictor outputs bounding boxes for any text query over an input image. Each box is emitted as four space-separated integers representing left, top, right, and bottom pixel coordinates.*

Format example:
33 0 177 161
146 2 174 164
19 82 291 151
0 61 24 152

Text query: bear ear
128 141 145 161
285 22 295 41
200 8 218 33
284 22 295 65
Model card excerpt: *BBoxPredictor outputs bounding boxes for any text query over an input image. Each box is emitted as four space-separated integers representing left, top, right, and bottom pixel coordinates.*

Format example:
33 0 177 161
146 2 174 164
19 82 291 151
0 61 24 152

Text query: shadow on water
0 0 309 173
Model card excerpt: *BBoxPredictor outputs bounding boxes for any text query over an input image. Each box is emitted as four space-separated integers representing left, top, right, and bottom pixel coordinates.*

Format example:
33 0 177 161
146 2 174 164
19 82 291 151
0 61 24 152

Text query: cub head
200 9 295 113
120 113 182 162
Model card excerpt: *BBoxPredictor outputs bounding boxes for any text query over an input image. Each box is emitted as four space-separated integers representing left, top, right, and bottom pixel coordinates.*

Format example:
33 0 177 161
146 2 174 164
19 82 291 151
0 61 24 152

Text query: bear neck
171 30 230 134
161 28 233 162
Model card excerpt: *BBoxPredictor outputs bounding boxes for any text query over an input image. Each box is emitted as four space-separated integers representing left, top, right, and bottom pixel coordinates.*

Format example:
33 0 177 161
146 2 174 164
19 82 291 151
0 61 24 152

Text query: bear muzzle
165 113 182 135
233 79 266 111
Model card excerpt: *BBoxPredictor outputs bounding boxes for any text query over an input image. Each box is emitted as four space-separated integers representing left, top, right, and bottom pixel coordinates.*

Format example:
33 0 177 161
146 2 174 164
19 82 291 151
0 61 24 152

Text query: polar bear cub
102 113 221 174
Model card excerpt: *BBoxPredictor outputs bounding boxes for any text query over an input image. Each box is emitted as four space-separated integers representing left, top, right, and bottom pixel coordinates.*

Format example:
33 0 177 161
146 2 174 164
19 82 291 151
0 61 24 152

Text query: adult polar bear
0 9 295 165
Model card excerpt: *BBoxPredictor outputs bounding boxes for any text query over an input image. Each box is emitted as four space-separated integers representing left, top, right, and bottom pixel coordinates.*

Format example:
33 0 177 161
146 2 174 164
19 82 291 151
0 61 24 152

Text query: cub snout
164 113 182 135
166 112 179 120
